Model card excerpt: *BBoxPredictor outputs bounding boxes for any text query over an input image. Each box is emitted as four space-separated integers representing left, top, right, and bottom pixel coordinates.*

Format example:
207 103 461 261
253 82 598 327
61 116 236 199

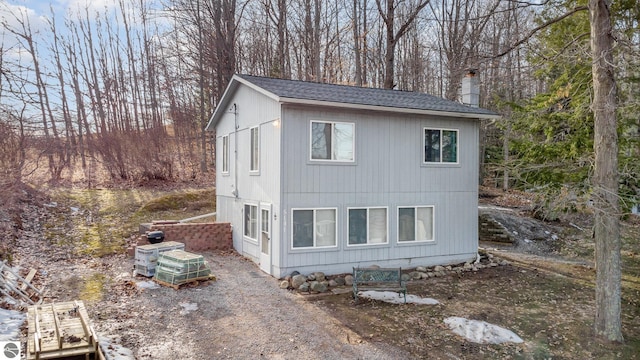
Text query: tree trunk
589 0 623 343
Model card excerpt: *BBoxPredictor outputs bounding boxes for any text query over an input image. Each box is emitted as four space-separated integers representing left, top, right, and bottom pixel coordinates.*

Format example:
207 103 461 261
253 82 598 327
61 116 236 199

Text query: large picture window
244 204 258 240
292 208 337 248
398 206 434 242
311 121 354 161
222 135 229 174
424 128 458 163
348 207 388 246
250 126 259 172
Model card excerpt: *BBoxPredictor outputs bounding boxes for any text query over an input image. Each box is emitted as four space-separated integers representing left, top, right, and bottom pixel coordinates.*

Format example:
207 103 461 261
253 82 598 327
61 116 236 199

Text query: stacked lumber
27 301 101 360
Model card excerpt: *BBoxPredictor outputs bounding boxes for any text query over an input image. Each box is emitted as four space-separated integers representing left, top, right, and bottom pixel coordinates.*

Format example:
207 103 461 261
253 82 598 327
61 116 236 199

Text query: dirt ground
2 185 640 359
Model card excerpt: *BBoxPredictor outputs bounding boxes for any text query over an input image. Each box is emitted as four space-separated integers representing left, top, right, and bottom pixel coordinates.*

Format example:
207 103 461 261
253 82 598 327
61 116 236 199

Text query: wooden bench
352 267 407 304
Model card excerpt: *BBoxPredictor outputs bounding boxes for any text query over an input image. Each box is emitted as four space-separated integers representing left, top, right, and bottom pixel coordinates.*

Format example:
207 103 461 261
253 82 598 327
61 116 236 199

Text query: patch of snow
444 317 523 344
136 281 160 290
478 205 514 212
44 202 57 208
179 302 198 314
0 308 26 341
358 291 439 305
551 234 558 241
524 239 531 243
512 231 518 235
544 231 550 235
99 336 135 360
70 206 80 214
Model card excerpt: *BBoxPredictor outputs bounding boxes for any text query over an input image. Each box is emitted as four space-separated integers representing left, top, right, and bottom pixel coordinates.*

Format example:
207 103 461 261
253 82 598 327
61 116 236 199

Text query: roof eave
278 97 500 120
205 75 283 131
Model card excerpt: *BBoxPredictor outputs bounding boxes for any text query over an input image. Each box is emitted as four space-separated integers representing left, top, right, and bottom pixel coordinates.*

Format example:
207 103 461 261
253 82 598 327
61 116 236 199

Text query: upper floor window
250 126 259 172
348 207 388 246
292 208 337 249
424 128 458 163
222 135 229 174
311 121 354 161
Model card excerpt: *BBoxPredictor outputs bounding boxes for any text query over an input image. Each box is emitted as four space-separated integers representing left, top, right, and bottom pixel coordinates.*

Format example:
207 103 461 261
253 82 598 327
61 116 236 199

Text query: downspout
231 103 239 198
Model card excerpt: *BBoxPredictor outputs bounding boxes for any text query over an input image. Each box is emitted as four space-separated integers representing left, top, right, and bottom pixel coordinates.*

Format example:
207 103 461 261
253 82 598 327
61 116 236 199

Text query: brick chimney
461 69 480 107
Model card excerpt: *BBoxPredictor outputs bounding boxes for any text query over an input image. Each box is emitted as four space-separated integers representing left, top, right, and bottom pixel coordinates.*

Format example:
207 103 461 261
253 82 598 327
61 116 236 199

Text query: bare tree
589 0 623 343
375 0 430 89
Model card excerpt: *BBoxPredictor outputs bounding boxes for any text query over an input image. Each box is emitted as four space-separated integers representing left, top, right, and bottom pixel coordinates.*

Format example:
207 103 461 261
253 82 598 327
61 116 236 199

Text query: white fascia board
278 97 501 120
205 75 283 131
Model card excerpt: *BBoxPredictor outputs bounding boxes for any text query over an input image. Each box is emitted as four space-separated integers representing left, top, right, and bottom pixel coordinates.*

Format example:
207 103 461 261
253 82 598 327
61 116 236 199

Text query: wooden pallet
153 275 213 290
0 262 45 304
27 301 99 360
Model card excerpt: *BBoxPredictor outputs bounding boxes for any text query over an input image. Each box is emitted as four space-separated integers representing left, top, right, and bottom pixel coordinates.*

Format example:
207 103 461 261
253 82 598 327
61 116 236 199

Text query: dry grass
310 264 640 359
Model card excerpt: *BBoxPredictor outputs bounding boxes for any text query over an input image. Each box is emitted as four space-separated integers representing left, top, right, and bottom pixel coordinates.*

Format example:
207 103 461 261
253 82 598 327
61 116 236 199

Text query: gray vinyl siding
215 85 282 265
215 84 480 278
276 105 478 277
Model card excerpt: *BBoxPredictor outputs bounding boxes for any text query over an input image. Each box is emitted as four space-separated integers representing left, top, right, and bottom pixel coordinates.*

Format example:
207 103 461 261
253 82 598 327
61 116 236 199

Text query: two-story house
206 74 499 278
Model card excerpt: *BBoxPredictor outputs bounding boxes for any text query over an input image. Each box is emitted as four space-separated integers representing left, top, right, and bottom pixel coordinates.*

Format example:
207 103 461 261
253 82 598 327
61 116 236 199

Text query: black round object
147 230 165 244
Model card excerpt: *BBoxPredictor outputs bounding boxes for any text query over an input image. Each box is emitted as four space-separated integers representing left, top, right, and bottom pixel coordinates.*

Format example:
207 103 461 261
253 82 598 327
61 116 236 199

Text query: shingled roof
207 74 499 129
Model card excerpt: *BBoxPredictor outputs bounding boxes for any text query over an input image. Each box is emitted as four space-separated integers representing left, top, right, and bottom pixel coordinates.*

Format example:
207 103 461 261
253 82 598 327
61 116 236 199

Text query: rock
427 272 435 278
445 266 452 271
489 263 498 267
487 253 494 259
500 260 510 266
291 274 307 289
401 273 411 282
420 272 430 279
310 281 328 293
434 265 445 272
299 282 310 292
314 272 326 282
328 279 338 287
334 277 346 286
307 274 316 281
279 280 289 289
284 275 292 282
344 275 354 286
438 271 447 277
416 266 427 272
476 264 485 269
463 263 473 269
410 271 422 280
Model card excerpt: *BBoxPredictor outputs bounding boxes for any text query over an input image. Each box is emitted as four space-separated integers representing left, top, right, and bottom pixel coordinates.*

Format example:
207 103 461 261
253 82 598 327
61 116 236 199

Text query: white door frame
259 203 272 274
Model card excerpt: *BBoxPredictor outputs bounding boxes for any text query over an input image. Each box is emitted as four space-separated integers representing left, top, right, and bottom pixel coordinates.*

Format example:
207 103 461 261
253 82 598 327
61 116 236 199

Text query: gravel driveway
88 251 410 360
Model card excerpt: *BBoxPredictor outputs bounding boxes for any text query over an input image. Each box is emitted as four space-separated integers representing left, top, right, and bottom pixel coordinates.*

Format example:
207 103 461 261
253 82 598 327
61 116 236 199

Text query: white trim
221 134 230 175
243 203 259 243
309 120 355 162
250 126 260 173
397 205 435 244
346 207 389 247
423 128 460 165
291 207 339 250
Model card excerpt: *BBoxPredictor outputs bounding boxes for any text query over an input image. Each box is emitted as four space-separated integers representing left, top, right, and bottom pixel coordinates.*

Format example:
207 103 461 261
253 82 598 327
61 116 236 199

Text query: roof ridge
237 73 442 98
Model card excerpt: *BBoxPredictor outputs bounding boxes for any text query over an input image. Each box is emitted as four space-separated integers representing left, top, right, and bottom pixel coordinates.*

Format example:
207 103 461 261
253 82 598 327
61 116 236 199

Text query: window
311 121 354 161
292 208 337 248
244 204 258 240
424 128 458 163
398 206 434 242
250 126 259 172
222 135 229 174
348 207 388 246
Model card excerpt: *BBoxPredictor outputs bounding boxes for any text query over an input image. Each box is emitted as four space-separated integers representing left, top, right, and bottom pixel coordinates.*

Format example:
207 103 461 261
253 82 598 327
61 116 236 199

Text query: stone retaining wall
135 222 232 253
280 251 510 294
